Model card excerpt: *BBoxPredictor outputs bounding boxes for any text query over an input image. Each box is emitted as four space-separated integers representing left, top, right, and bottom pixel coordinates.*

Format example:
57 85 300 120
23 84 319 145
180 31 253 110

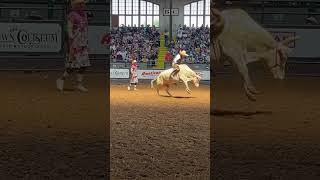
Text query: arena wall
0 1 110 71
110 68 210 80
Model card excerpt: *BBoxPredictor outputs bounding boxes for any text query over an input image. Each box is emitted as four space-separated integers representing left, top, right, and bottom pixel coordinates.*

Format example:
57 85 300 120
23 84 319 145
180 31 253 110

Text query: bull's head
266 36 299 80
191 74 202 87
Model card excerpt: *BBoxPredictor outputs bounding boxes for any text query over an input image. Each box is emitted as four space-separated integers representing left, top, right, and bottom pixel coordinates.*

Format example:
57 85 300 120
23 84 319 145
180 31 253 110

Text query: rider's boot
171 69 179 80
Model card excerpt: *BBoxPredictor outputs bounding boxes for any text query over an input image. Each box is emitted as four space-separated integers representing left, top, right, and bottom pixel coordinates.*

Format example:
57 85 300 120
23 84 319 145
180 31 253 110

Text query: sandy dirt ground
4 71 319 179
110 80 210 179
1 72 108 179
212 74 320 180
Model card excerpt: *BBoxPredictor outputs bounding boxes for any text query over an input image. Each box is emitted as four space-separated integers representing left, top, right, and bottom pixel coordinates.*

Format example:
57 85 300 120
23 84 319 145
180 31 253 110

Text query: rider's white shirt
172 54 181 65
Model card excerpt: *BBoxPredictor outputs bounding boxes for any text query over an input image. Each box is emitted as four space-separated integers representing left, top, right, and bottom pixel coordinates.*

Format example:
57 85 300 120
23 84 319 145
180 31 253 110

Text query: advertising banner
0 23 62 52
111 69 210 80
268 28 320 58
195 70 210 81
137 70 162 79
137 69 210 80
110 69 129 79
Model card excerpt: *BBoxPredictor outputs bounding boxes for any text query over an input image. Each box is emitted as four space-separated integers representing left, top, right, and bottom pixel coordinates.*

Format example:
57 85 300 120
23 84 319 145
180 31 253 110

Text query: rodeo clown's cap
180 50 189 57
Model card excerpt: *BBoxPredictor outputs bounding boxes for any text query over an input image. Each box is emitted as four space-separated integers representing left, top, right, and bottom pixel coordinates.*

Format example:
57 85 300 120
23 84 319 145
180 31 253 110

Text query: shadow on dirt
160 95 196 99
212 109 272 116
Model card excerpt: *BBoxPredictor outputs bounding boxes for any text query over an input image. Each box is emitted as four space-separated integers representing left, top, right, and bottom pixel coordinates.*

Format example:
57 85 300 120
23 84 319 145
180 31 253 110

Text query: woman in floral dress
128 58 139 91
56 0 90 92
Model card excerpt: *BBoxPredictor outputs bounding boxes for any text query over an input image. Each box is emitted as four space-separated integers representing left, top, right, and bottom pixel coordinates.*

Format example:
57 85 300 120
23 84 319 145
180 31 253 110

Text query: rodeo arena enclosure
2 0 319 179
213 0 320 179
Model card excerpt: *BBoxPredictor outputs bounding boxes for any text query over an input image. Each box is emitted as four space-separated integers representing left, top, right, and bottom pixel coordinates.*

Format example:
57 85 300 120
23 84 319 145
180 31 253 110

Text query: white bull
151 64 201 96
212 8 299 101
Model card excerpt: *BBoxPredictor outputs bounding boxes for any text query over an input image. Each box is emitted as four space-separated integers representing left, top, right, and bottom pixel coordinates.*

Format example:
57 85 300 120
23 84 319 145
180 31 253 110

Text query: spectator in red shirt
101 34 111 45
165 51 173 62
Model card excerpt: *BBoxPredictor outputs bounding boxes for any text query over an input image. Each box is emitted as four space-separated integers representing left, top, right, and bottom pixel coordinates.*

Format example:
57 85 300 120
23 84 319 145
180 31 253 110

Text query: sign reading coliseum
0 23 62 52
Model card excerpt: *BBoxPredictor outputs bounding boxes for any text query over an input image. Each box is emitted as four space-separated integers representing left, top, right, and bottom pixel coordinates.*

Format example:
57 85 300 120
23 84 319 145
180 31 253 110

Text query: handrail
225 0 320 7
0 1 64 5
262 24 320 29
0 6 109 12
0 7 64 10
0 0 109 5
248 12 320 16
0 19 64 23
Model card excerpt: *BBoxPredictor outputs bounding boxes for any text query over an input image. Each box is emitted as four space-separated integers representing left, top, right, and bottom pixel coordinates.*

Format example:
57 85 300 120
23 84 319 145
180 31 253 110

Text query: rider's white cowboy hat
132 60 137 64
180 50 189 57
70 0 87 6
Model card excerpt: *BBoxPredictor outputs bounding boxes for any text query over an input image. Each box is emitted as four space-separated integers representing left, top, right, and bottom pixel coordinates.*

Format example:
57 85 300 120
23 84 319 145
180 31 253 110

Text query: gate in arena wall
0 0 110 72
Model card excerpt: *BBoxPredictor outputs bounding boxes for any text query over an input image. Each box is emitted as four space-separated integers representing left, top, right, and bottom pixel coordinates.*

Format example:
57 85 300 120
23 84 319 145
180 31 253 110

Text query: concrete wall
159 0 199 35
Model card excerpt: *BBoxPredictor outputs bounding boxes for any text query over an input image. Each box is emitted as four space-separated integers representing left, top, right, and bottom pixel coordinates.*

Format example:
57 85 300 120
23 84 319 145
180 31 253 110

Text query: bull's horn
281 36 300 46
211 8 224 34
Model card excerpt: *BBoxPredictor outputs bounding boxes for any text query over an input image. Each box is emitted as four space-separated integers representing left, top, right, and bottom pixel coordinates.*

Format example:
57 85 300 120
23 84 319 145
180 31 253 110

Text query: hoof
248 87 260 95
245 92 257 101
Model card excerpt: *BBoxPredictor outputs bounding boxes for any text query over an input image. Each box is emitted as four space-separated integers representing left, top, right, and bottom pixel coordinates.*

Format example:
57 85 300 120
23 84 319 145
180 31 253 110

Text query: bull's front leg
236 62 259 101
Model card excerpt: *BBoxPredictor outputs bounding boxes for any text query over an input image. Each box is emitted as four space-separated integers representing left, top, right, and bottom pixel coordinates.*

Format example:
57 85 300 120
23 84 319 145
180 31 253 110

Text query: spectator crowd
166 25 210 64
110 24 210 66
110 25 160 65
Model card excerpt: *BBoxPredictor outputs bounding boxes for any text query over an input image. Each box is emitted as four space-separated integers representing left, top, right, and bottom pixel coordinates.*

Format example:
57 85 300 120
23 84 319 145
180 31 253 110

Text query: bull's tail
151 78 156 88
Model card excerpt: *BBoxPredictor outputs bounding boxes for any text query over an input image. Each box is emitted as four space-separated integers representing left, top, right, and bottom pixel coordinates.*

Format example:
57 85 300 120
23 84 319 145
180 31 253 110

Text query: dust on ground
213 75 320 179
1 72 108 179
111 81 210 179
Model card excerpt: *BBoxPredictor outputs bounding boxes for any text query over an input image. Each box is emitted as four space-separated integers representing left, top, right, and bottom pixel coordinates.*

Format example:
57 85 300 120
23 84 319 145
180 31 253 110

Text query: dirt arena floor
3 70 319 179
110 80 210 179
1 72 108 179
213 74 320 179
